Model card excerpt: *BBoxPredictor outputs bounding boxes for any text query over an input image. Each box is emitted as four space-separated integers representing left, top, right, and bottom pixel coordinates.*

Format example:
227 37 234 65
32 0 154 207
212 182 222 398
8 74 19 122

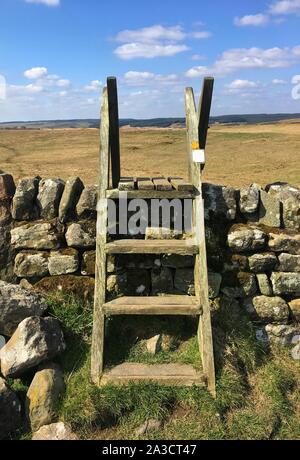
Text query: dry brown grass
1 121 300 187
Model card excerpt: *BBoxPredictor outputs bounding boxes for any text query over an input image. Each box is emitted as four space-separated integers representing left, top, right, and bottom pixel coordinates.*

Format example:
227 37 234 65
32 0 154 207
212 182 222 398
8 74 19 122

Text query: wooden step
100 363 206 387
106 190 196 199
103 296 202 316
105 239 198 255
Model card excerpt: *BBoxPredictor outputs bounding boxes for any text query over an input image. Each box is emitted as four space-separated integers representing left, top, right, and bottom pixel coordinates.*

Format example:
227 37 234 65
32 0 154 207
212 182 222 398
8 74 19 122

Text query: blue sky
0 0 300 121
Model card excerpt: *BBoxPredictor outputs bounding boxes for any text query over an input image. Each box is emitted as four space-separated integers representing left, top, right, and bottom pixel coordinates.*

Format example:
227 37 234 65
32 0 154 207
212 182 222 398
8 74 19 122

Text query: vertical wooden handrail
198 77 214 150
107 77 121 188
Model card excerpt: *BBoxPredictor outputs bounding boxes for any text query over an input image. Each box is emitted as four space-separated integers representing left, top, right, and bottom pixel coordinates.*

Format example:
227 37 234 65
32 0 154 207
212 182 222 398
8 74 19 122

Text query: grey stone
152 267 174 295
203 183 237 220
277 253 300 273
222 272 257 298
174 268 194 295
259 190 281 227
65 222 96 249
208 272 222 299
119 254 156 270
244 296 290 324
0 317 66 378
0 202 12 225
239 183 260 214
228 225 267 253
37 178 65 220
161 255 194 268
26 363 65 432
0 281 48 336
107 270 150 297
11 221 64 250
289 299 300 322
14 251 49 278
248 253 277 273
32 422 78 441
268 230 300 255
271 272 300 296
0 377 22 439
76 185 97 220
265 324 300 346
59 177 84 223
12 177 40 221
268 183 300 230
256 274 273 296
145 227 181 240
146 335 162 355
48 249 79 276
291 344 300 360
135 419 163 437
81 250 96 276
107 254 122 273
0 173 15 201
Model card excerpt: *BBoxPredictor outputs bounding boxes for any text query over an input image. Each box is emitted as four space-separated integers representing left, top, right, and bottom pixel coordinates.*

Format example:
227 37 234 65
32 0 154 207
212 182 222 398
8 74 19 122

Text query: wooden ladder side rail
91 86 110 385
185 83 216 397
107 77 121 189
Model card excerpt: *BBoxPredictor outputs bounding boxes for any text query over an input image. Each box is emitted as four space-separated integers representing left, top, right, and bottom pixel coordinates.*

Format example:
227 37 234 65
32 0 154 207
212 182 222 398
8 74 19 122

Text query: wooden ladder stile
91 77 216 395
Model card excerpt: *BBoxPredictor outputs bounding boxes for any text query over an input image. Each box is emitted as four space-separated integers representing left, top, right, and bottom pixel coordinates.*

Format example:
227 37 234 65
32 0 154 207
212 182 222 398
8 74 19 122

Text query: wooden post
185 86 216 397
91 87 110 385
107 77 121 188
198 77 214 150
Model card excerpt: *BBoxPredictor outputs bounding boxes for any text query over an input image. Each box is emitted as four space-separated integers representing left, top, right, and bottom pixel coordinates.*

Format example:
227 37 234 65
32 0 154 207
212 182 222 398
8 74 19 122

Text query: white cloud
115 43 189 60
234 14 269 27
186 46 299 77
56 79 70 87
269 0 300 15
190 31 212 39
272 78 287 84
84 80 102 91
225 79 258 90
25 0 60 6
124 71 179 86
115 25 186 43
24 67 48 79
191 54 205 61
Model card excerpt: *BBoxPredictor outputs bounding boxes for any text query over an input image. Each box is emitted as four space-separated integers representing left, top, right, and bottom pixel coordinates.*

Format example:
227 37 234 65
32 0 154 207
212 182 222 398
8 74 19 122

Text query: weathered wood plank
168 177 194 192
118 177 136 191
198 77 214 150
107 77 121 188
106 189 195 199
185 86 216 397
91 86 109 385
137 177 155 190
100 363 207 387
152 177 173 191
103 295 202 316
105 239 199 255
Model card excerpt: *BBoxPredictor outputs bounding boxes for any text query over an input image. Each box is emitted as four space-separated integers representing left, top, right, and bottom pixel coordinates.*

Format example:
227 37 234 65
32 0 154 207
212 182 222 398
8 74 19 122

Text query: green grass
10 292 300 440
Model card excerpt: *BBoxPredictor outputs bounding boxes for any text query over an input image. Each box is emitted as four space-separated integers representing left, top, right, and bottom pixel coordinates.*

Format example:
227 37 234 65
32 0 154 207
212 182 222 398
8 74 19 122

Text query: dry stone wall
0 172 300 356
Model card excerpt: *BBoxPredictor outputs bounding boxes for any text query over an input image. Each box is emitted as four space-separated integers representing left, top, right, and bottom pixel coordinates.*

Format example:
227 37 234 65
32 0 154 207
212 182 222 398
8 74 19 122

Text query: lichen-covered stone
203 183 237 220
256 324 300 346
81 250 96 276
259 190 281 227
256 274 273 296
0 377 22 439
208 272 222 299
239 183 260 214
59 177 84 223
14 251 49 278
76 185 97 220
271 272 300 296
291 343 300 360
12 177 40 221
228 224 267 253
277 253 300 273
152 267 174 295
107 254 122 273
48 249 79 276
26 363 65 432
65 221 96 249
34 275 95 302
0 203 12 225
268 183 300 230
161 255 194 269
0 317 66 378
32 422 78 441
145 227 181 240
268 230 300 255
244 296 289 324
224 254 249 272
11 221 64 250
37 178 65 220
0 173 15 201
289 299 300 322
0 281 48 336
248 253 277 273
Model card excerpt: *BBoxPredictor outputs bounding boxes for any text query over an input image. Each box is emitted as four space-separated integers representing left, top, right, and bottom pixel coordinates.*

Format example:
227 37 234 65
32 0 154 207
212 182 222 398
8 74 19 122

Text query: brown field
0 121 300 188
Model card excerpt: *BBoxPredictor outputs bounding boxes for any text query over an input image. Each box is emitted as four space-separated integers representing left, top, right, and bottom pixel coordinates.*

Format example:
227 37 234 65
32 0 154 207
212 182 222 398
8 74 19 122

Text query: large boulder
0 317 66 378
0 281 48 336
244 296 290 324
76 185 97 220
12 177 40 221
239 184 260 215
228 225 267 253
59 177 84 223
37 178 65 220
14 251 49 278
48 249 79 276
277 253 300 273
11 221 64 250
32 422 78 441
65 222 96 249
268 230 300 255
203 183 237 221
271 272 300 296
26 363 65 432
0 377 22 439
